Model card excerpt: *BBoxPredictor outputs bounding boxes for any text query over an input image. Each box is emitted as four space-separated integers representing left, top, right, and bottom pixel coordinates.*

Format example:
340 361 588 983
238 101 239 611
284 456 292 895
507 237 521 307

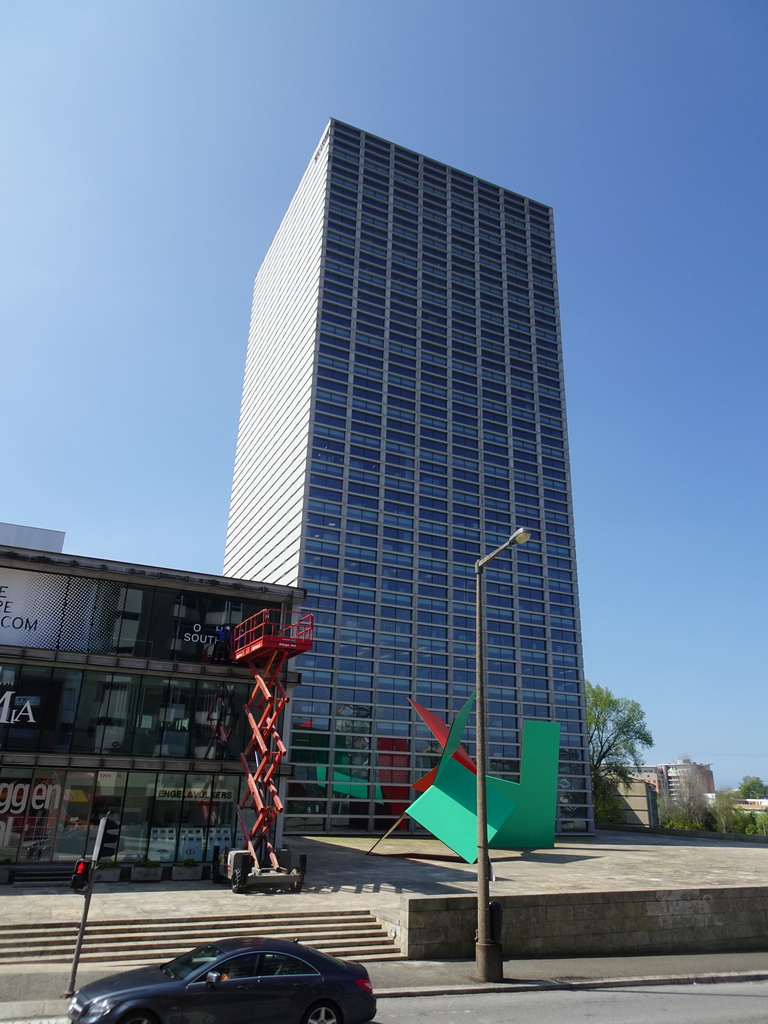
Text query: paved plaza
3 828 767 927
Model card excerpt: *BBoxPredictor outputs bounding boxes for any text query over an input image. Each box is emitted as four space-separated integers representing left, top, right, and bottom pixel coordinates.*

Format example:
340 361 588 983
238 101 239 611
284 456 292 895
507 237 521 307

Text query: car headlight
80 998 118 1021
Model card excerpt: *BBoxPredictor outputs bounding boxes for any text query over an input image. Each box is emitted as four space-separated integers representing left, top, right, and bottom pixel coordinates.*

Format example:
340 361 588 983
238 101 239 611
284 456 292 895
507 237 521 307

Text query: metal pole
65 865 95 997
474 529 529 981
475 559 503 982
65 816 107 997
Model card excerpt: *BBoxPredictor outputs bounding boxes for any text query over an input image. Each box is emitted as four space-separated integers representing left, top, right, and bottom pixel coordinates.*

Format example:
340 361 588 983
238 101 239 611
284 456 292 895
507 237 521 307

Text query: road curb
374 970 768 998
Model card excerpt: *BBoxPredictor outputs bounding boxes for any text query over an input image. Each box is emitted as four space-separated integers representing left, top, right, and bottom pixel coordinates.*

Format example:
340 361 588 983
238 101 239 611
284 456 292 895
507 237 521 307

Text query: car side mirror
206 971 222 987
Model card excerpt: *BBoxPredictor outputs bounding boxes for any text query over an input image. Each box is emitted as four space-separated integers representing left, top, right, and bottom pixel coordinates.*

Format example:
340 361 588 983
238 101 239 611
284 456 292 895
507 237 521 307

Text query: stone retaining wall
397 886 768 959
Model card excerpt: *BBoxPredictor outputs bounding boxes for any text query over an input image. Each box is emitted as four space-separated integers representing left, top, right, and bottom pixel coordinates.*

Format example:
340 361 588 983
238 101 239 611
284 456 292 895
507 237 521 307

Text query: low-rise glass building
0 542 304 865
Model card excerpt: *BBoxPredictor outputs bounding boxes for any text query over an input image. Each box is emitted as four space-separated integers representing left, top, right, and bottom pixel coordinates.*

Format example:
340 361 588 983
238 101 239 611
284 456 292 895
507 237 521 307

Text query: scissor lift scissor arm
229 609 313 876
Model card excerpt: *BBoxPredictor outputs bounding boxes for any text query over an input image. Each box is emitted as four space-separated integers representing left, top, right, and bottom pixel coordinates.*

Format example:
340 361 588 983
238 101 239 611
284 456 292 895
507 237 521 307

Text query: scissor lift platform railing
232 610 314 661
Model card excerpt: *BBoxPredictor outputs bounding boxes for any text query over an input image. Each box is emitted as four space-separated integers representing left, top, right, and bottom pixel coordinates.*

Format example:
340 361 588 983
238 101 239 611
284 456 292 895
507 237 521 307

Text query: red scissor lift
226 608 313 893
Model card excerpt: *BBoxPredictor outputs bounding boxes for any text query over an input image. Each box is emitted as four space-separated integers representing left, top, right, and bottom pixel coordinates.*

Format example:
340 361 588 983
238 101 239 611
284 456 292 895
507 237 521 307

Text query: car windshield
163 944 224 980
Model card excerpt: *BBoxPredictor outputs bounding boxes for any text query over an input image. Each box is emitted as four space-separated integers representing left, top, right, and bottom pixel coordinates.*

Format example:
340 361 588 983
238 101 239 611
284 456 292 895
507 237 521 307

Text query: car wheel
301 1001 342 1024
117 1010 160 1024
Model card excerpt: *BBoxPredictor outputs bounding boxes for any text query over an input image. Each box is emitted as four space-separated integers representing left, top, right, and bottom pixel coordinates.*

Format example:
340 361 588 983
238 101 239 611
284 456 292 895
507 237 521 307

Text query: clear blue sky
1 1 766 789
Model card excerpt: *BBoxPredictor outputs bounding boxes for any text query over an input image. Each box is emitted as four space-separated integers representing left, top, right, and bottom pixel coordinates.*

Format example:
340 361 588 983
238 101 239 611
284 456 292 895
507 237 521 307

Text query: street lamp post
475 526 530 982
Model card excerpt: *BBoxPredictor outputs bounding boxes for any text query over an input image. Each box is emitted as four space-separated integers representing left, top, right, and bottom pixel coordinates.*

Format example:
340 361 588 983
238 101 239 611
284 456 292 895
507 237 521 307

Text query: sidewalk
1 830 767 1019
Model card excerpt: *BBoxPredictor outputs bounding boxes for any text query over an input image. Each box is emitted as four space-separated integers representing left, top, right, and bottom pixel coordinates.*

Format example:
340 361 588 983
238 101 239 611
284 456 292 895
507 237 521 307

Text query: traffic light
70 859 90 891
98 817 120 861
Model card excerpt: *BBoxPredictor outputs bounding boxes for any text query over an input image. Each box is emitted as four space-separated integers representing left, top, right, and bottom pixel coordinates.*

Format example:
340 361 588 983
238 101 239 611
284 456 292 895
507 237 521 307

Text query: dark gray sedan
68 937 376 1024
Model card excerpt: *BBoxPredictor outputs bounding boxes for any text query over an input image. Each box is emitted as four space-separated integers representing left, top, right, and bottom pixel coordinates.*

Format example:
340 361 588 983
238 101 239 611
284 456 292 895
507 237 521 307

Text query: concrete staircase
10 864 75 887
0 910 404 966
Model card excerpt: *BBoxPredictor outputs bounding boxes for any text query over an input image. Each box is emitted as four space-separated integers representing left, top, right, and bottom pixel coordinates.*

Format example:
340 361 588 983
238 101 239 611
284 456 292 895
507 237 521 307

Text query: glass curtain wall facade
0 549 304 865
0 764 244 865
225 120 592 834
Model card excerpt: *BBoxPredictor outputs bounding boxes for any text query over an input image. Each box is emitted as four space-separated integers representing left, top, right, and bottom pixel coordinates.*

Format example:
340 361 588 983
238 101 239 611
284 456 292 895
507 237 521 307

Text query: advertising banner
0 568 119 652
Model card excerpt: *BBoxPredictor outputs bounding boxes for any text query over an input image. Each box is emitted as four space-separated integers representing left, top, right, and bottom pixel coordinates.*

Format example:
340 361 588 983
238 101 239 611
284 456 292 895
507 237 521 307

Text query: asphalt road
0 966 112 1006
376 982 768 1024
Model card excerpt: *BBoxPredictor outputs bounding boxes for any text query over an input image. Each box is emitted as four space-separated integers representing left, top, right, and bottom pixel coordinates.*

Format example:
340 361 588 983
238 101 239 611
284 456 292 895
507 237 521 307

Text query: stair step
0 909 371 934
4 931 394 957
32 944 402 965
4 919 379 940
12 880 71 888
13 874 73 881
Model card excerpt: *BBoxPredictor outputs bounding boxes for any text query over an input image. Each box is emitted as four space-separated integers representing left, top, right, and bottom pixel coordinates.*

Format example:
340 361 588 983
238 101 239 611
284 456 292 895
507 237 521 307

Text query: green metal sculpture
406 692 561 862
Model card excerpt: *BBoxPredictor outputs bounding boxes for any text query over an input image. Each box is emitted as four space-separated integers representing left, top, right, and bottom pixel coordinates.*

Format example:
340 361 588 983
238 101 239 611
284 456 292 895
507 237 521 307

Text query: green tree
737 775 768 799
711 789 737 833
658 792 711 831
668 760 710 830
586 682 654 821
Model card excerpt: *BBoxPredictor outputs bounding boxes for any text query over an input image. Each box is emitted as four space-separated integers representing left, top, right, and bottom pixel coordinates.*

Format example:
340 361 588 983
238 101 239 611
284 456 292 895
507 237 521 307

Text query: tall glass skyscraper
225 120 592 836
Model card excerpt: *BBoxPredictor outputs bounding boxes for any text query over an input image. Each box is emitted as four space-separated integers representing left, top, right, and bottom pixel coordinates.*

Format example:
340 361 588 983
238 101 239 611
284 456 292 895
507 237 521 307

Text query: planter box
95 868 121 883
130 866 162 882
171 865 203 881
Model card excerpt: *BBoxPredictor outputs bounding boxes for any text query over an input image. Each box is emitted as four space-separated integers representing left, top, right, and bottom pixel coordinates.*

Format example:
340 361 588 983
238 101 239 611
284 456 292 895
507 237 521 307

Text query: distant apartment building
617 780 659 828
631 759 715 798
733 798 768 814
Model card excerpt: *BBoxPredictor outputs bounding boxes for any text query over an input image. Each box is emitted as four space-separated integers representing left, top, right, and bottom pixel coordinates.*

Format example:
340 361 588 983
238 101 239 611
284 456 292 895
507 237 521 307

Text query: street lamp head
476 526 532 572
509 527 531 545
